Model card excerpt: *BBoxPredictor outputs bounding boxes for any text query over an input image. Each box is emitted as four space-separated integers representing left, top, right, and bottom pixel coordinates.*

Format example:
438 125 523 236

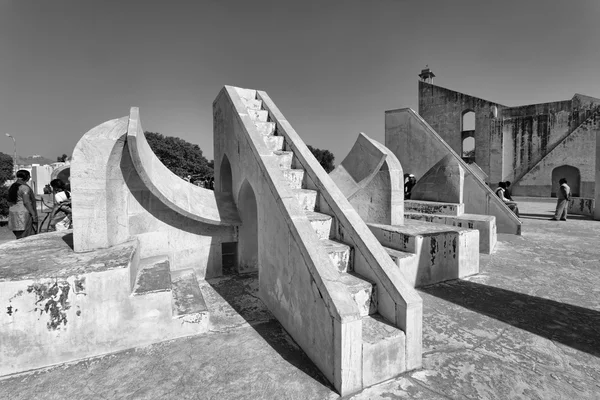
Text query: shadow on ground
208 273 335 391
519 212 591 221
421 280 600 358
61 232 74 250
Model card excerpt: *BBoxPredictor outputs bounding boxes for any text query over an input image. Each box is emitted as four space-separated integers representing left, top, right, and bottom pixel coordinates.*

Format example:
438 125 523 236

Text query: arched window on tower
461 111 475 163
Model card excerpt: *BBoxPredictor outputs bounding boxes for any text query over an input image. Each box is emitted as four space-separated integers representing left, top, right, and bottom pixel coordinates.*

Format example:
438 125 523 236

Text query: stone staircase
240 94 407 386
132 255 209 328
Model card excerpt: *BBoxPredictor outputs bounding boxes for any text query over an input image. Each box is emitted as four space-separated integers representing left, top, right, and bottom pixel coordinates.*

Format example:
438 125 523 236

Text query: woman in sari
7 170 38 239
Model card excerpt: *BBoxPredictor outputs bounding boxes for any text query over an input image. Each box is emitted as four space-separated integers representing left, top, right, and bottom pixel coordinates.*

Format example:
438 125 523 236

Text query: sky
1 0 599 163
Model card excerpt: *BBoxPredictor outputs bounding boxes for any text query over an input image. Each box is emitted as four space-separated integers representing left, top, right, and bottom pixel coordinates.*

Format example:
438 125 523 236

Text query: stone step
369 221 480 287
294 188 317 211
321 239 352 273
282 169 304 189
404 200 464 216
132 255 171 296
170 269 209 324
241 98 262 110
273 151 293 169
248 109 269 122
263 135 284 152
306 211 333 240
383 246 418 269
339 272 377 317
254 121 276 136
405 211 496 254
361 313 406 387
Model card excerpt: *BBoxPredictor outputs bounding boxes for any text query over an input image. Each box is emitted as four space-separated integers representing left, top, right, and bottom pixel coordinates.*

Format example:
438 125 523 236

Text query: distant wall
419 82 600 198
418 81 504 183
513 115 598 198
31 165 53 195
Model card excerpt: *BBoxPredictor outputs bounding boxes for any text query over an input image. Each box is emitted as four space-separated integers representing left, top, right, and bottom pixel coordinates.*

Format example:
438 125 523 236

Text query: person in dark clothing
7 170 38 238
404 174 417 199
504 181 513 201
495 182 520 218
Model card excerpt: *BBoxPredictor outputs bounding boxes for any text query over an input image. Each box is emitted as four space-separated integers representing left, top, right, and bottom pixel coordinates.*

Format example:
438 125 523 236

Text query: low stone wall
404 200 464 216
568 197 595 217
404 212 496 254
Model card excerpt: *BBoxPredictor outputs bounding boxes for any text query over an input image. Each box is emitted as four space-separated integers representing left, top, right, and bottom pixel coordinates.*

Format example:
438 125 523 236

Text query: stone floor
1 200 599 399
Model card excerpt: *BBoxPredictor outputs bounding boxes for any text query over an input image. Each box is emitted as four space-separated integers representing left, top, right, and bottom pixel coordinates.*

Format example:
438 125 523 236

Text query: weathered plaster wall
501 96 600 197
418 82 600 197
568 197 595 217
368 222 479 287
512 111 599 198
0 236 208 376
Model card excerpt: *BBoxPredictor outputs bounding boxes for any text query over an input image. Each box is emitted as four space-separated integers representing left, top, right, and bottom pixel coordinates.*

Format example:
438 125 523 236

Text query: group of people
6 170 72 239
194 177 214 190
494 178 572 221
184 175 215 190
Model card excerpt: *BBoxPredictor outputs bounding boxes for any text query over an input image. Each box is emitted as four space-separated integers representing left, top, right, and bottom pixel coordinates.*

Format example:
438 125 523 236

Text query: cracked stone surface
1 200 599 399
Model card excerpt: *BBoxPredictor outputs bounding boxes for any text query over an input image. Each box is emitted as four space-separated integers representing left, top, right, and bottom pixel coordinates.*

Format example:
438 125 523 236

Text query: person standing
551 178 571 221
7 170 39 239
404 174 417 199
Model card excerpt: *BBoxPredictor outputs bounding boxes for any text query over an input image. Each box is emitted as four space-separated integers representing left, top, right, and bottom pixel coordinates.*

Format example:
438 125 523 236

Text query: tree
144 132 213 179
0 152 13 184
307 145 335 173
56 154 68 162
0 152 14 218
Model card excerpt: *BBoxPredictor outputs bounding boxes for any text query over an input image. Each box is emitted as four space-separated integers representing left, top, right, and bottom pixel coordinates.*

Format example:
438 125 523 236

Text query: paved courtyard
0 199 599 399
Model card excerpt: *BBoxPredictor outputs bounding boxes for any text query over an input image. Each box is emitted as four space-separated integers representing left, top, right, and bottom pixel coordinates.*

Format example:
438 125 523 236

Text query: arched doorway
219 155 233 193
237 180 258 273
551 165 580 197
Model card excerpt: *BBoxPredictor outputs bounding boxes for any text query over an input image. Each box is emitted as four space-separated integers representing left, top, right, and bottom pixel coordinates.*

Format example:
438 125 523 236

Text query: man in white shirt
551 178 571 221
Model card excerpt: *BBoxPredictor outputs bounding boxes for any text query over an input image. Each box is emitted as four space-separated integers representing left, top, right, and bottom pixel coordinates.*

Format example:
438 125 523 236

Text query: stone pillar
594 128 600 220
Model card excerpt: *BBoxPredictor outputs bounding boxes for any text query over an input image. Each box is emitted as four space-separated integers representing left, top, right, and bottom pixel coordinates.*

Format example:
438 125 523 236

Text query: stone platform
0 231 210 376
1 200 599 399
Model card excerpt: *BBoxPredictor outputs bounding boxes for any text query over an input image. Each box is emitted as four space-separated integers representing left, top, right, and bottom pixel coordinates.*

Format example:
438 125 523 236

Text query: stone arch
461 110 476 163
51 165 71 186
219 154 233 193
462 136 475 161
237 179 258 273
551 165 580 197
461 110 475 132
